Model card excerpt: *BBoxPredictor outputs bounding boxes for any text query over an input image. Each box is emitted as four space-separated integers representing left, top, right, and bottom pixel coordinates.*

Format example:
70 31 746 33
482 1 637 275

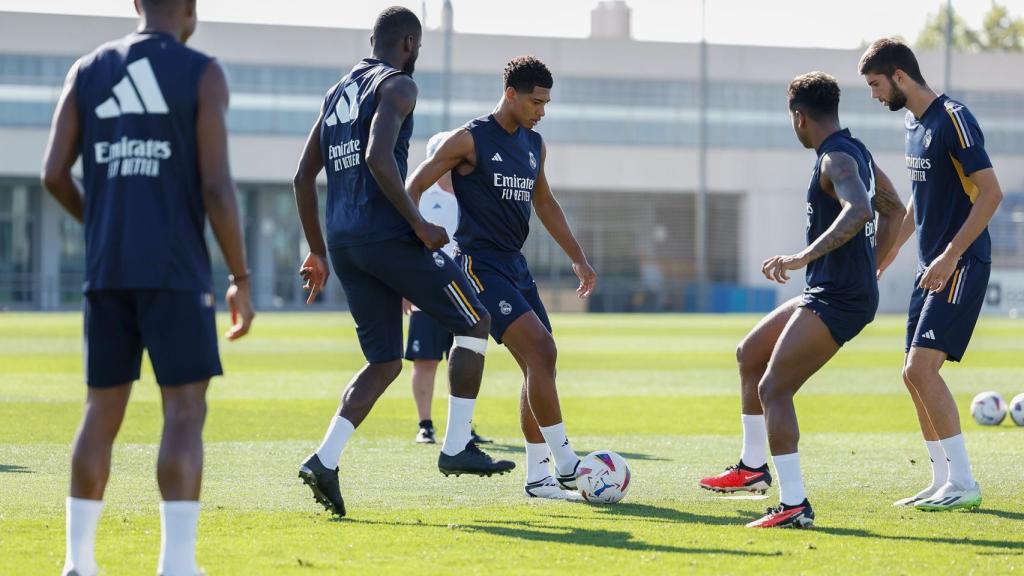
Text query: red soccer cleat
699 462 772 494
746 499 815 528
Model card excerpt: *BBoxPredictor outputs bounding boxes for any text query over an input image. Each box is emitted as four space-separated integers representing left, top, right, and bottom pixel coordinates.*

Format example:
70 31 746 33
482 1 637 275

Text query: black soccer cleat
556 459 581 491
298 453 346 517
438 441 515 477
416 420 436 444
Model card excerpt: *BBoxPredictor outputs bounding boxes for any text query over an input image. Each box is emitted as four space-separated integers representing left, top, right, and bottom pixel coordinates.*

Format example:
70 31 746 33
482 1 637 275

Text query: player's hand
761 253 807 284
414 221 449 251
300 252 330 305
572 260 597 299
225 278 255 341
919 248 958 293
402 298 414 316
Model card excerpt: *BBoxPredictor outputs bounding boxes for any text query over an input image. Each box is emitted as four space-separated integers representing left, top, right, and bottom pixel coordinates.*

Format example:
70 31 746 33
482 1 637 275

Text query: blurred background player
860 38 1004 512
292 7 512 518
41 0 255 574
404 131 491 445
698 72 905 528
407 56 598 500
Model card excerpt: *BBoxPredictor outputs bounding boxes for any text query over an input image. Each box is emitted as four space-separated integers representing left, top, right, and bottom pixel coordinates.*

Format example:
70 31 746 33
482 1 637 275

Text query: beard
403 56 417 76
887 84 908 111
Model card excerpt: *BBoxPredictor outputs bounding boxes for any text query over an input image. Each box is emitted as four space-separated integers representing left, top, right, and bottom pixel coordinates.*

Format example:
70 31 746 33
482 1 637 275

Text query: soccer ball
577 450 631 504
1009 393 1024 427
970 391 1006 426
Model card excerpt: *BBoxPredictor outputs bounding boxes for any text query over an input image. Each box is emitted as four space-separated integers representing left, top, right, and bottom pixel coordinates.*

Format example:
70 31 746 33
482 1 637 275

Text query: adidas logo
921 329 936 340
491 152 503 162
94 58 168 119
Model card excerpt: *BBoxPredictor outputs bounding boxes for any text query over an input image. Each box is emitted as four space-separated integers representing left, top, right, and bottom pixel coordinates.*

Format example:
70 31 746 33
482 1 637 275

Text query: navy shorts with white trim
905 255 989 362
457 250 552 345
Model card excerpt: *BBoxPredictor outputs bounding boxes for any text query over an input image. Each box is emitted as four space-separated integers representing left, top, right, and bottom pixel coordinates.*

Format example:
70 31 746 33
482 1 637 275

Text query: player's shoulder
940 96 980 127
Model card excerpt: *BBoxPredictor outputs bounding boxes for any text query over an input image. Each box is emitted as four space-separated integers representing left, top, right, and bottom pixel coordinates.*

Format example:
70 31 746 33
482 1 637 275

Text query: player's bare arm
41 59 84 223
196 59 254 340
532 141 596 298
367 74 445 250
918 167 1003 292
406 128 474 203
871 162 907 274
762 151 873 283
877 193 915 280
293 109 330 304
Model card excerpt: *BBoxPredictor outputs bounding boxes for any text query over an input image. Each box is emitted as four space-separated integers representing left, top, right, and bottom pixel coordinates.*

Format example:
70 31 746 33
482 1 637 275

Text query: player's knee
735 340 763 375
757 375 784 405
902 360 935 389
163 395 208 428
373 359 403 383
469 312 491 338
529 333 557 371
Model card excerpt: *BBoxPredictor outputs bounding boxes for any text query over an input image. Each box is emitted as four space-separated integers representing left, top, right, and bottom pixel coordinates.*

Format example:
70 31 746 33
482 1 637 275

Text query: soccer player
404 132 491 446
41 1 255 574
406 56 598 500
860 38 1003 511
292 7 513 518
697 72 906 528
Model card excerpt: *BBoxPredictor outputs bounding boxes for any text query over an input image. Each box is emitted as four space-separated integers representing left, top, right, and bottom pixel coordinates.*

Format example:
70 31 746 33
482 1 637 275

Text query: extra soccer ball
577 450 631 504
1009 393 1024 427
970 391 1007 426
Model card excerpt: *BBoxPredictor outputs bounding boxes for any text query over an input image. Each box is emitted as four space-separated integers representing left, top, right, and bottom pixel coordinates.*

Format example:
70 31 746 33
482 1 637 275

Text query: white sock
63 497 103 576
939 434 976 488
315 415 355 467
739 414 768 468
441 395 476 456
772 452 807 506
925 440 949 489
158 501 200 576
525 442 552 484
539 422 579 477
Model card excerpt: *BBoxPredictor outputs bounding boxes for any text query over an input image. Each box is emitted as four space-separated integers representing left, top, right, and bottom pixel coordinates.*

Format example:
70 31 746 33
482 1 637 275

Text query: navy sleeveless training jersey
451 115 542 254
804 128 878 309
320 59 414 248
76 31 212 292
905 95 992 266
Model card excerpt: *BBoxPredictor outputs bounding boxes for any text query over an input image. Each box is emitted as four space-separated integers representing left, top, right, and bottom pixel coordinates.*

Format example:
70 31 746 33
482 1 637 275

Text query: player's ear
133 0 142 16
504 86 517 101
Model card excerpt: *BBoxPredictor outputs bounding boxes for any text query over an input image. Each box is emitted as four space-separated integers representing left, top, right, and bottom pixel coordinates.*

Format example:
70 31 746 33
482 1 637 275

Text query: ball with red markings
576 450 631 504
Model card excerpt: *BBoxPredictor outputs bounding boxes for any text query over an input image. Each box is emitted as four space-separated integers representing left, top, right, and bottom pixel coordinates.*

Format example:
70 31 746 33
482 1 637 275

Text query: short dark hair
139 0 188 11
503 56 553 93
858 37 927 85
372 6 421 48
787 71 841 121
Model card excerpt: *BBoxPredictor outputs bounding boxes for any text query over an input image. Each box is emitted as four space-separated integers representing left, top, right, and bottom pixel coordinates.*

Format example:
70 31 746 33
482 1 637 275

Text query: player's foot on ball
298 453 346 517
746 499 815 528
524 476 583 501
699 461 772 494
914 481 982 511
556 459 581 491
470 426 492 444
892 484 941 507
438 441 515 477
416 420 436 444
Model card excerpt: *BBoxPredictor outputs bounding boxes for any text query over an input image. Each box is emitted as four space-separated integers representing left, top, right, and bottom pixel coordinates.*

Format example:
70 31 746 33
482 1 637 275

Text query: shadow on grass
817 526 1024 550
472 444 670 462
974 508 1024 522
343 516 775 556
0 464 32 474
587 501 761 525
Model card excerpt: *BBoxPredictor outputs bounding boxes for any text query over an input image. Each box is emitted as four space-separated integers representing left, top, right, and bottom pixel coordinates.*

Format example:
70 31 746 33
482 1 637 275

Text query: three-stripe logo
94 58 169 119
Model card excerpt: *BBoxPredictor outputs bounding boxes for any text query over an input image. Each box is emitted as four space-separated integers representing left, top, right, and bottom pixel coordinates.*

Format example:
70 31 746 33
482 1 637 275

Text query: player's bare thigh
737 296 803 371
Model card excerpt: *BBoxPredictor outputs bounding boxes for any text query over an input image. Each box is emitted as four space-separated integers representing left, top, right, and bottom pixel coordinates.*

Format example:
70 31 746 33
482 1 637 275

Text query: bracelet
229 271 251 284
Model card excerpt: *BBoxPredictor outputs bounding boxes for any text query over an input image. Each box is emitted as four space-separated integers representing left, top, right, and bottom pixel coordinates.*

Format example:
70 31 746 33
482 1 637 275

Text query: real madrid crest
923 129 932 149
529 151 537 170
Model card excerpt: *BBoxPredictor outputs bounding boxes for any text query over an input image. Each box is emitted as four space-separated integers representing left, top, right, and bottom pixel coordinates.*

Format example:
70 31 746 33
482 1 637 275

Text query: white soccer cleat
914 481 982 511
892 484 941 507
524 476 583 501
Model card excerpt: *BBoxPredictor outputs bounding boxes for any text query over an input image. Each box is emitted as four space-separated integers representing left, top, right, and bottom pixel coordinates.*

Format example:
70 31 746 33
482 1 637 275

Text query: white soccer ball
971 391 1006 426
577 450 631 504
1009 393 1024 427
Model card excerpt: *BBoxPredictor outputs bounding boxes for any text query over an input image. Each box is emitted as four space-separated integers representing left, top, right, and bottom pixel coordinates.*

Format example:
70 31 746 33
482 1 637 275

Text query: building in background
1 9 1023 313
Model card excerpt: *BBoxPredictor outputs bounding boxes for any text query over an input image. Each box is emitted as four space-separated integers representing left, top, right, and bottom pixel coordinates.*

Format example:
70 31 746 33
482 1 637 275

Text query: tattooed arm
762 151 874 283
871 163 908 275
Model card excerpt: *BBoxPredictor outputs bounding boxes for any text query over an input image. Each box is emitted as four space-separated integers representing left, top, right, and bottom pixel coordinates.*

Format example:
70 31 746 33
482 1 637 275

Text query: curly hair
503 56 553 93
787 71 841 121
372 6 421 48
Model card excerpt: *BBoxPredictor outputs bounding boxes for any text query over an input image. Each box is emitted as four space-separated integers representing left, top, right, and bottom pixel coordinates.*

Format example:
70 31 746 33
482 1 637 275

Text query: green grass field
1 312 1023 574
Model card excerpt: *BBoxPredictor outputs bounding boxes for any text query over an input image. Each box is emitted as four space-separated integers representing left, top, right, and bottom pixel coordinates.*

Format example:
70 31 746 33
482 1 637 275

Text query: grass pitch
1 312 1022 574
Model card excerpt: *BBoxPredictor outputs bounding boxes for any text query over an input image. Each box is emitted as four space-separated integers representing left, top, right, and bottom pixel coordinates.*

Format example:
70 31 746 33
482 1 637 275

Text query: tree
916 1 1024 52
